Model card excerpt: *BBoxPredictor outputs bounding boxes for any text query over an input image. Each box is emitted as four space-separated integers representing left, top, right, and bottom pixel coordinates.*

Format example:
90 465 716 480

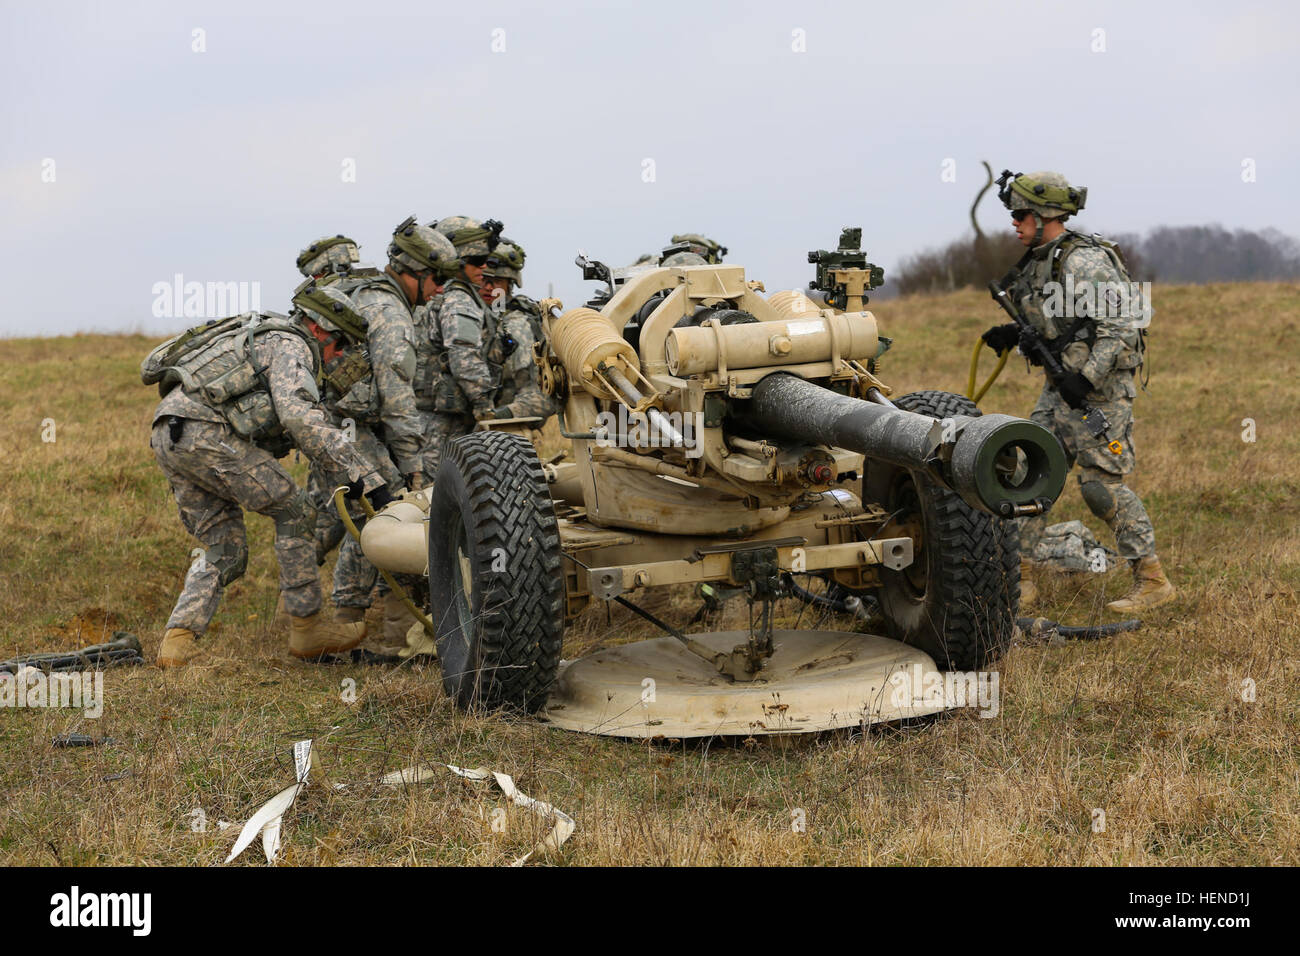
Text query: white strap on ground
381 764 576 866
224 739 313 865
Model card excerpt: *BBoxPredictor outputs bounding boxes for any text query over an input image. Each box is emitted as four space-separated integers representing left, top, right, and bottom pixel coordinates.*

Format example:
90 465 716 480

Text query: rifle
0 632 145 674
988 280 1123 456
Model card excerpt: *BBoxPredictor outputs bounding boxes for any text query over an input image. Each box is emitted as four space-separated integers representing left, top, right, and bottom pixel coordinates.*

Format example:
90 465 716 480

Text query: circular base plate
538 630 948 738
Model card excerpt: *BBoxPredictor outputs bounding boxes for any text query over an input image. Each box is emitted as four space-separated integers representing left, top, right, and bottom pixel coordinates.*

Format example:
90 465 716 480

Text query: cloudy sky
2 0 1295 336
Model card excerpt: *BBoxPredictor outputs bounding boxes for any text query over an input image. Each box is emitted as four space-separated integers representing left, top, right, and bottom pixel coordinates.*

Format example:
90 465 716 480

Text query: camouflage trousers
308 422 404 609
419 410 476 485
1018 385 1157 562
151 418 320 635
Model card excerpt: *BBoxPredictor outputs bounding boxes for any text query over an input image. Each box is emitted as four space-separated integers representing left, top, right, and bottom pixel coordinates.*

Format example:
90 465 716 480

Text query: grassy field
2 282 1298 866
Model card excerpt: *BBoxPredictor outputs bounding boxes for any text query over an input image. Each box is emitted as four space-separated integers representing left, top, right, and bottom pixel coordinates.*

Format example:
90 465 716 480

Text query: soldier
143 309 392 667
659 233 726 267
477 238 559 422
981 170 1175 613
296 234 364 279
311 217 457 643
293 234 378 567
421 215 505 481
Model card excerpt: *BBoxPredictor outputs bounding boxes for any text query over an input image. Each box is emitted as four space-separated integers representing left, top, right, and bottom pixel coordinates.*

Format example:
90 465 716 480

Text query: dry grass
2 282 1298 866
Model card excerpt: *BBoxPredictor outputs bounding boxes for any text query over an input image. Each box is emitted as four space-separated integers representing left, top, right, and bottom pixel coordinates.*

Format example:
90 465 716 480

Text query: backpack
141 311 322 449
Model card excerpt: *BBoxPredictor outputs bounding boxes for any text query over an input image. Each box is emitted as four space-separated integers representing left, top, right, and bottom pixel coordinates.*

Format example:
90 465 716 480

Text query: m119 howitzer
988 279 1124 455
347 230 1069 738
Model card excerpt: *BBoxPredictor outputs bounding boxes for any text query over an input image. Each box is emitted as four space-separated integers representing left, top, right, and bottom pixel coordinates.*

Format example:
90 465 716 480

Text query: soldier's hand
367 484 395 510
981 323 1019 354
491 406 513 420
472 404 496 422
404 472 423 492
1057 371 1093 410
1018 328 1045 366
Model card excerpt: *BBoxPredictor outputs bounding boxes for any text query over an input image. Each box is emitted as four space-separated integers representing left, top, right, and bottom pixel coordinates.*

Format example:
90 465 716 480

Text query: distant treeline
889 224 1300 296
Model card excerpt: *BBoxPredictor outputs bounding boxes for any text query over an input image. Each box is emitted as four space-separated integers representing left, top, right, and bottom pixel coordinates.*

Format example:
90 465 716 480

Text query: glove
491 406 513 420
981 323 1019 354
367 484 395 510
1018 328 1045 366
1056 371 1094 410
344 479 366 500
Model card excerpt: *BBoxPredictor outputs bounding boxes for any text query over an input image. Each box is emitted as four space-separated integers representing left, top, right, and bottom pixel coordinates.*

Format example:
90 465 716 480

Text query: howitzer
350 229 1071 737
988 279 1124 455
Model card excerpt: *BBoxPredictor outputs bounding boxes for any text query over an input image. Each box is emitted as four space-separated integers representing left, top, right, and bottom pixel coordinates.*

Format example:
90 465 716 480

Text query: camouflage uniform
423 279 497 480
321 274 424 609
151 330 381 636
1010 230 1154 562
488 296 558 420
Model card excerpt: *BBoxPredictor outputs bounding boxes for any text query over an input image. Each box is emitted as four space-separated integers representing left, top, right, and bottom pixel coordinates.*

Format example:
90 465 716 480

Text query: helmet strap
1032 213 1045 247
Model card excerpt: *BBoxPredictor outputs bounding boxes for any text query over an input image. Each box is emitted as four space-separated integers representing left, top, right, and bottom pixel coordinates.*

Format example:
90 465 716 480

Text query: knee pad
271 489 317 540
206 541 249 587
1078 473 1120 521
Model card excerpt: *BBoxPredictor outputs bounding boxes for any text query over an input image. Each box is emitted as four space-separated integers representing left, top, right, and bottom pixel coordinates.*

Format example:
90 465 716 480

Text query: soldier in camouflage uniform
477 238 559 422
294 234 380 567
420 215 506 481
296 234 363 278
659 233 726 268
981 170 1175 614
306 218 457 643
144 310 391 667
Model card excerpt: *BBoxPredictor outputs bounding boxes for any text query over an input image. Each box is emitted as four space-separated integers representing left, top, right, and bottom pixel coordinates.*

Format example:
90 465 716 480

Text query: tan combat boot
1106 555 1176 614
157 628 203 668
289 611 365 660
382 592 418 649
1018 559 1038 608
272 594 290 629
332 606 368 643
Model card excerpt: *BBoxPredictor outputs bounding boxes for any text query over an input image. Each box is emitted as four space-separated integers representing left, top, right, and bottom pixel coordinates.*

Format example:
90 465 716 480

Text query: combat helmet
660 250 708 267
387 215 458 279
292 282 369 342
668 233 727 264
433 215 504 260
483 238 525 285
297 235 361 277
997 169 1087 243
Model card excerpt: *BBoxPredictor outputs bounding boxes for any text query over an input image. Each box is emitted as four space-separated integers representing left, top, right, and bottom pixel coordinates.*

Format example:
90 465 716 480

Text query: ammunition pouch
431 354 472 414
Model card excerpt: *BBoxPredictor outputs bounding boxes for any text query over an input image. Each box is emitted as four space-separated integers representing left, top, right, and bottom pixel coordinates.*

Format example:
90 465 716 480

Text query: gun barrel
747 373 1067 517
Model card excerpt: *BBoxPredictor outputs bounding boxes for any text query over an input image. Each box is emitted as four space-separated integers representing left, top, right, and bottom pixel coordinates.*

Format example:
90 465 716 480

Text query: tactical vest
428 279 499 415
141 312 321 453
1006 230 1145 371
310 272 412 424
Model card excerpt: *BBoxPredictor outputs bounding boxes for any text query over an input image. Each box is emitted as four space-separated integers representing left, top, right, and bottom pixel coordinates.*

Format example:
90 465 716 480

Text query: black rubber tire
428 431 564 713
863 390 1020 670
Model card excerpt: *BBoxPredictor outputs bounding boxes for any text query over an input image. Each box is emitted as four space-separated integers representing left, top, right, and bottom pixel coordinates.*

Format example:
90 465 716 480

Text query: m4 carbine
988 280 1123 456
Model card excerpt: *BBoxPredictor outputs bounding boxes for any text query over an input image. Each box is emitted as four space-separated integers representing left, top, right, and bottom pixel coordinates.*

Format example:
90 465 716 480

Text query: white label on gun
787 320 824 336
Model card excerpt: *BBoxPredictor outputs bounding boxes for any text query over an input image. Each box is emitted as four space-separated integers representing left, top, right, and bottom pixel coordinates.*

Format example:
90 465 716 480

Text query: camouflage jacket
1008 230 1146 402
339 274 425 476
153 331 381 487
429 279 498 415
491 297 557 419
411 292 444 412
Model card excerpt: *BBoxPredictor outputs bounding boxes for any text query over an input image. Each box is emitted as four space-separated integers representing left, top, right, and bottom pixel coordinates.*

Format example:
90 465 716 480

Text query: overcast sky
2 0 1296 337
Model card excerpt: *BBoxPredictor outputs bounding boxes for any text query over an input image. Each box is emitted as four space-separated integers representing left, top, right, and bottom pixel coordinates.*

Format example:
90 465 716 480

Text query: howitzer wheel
863 391 1020 670
428 432 565 713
